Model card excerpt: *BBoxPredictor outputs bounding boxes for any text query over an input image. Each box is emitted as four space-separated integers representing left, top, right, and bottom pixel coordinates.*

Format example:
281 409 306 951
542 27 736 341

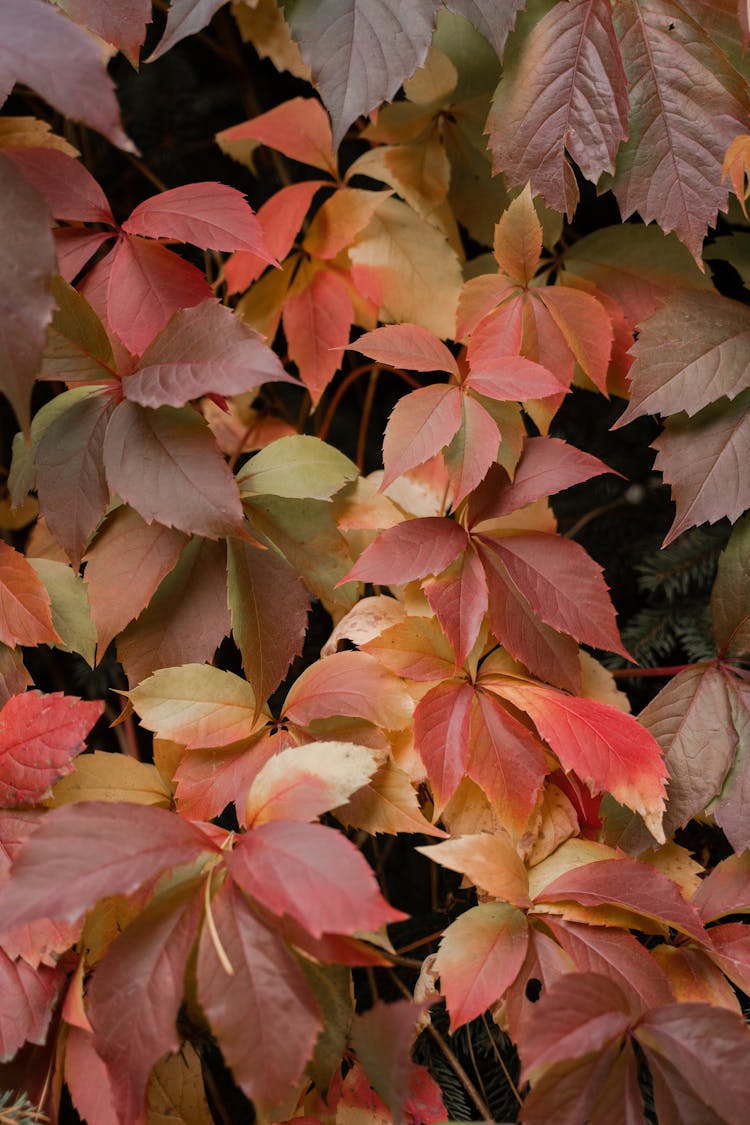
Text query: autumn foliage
2 1 750 1122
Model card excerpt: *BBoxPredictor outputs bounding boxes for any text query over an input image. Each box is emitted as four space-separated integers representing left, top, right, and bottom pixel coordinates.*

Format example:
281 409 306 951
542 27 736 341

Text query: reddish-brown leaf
488 0 628 216
53 0 153 64
0 948 65 1062
282 267 353 404
414 679 474 813
64 1027 118 1125
693 852 750 923
442 395 501 506
3 147 115 224
351 1000 429 1123
424 548 489 667
196 881 321 1110
0 0 135 151
0 803 216 930
433 902 528 1028
123 300 292 409
711 513 750 658
0 541 59 649
217 97 337 176
103 400 244 538
0 690 102 807
227 820 405 937
0 154 56 434
83 506 187 655
88 882 205 1125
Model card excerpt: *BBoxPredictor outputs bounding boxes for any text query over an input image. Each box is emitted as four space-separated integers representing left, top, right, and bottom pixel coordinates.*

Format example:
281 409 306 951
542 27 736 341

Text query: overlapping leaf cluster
1 1 750 1123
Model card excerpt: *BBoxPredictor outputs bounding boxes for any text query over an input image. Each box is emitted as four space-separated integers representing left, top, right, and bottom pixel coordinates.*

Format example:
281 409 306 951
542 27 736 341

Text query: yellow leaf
147 1043 213 1124
46 751 172 808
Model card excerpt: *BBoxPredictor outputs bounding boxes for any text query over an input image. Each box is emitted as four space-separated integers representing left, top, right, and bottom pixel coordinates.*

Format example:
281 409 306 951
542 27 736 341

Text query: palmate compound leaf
88 881 205 1125
350 323 459 376
0 802 217 930
286 0 440 148
226 820 405 939
487 678 667 839
196 879 321 1112
0 153 56 435
607 0 748 262
281 265 354 404
0 0 135 152
0 540 60 649
487 0 629 217
244 741 378 827
102 400 245 539
0 691 102 807
430 901 529 1029
123 300 294 409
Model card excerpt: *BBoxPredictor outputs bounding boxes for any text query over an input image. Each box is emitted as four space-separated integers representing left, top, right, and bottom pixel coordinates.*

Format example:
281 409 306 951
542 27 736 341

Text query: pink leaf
224 180 326 294
0 541 59 649
424 548 489 667
536 286 613 393
414 679 474 812
381 384 463 487
53 0 153 64
282 268 353 404
0 803 216 929
217 97 337 176
4 147 114 224
227 820 405 937
351 324 459 376
468 689 547 835
0 948 65 1062
443 395 501 507
283 650 413 730
123 182 275 260
124 300 292 408
0 691 102 807
107 236 212 356
342 517 467 587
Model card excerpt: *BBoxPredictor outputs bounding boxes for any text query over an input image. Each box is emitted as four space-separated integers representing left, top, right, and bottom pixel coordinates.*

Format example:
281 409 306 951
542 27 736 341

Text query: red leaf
53 0 153 64
0 154 56 434
434 902 528 1029
488 0 628 216
468 689 547 835
35 389 114 567
4 147 114 224
477 531 629 657
0 542 59 651
351 323 459 376
0 0 135 151
694 852 750 923
707 921 750 995
476 437 617 520
0 948 65 1062
107 236 212 356
123 182 275 260
490 679 667 832
342 518 467 587
0 803 216 929
536 286 613 393
88 882 204 1125
424 548 489 667
414 679 474 812
83 506 187 655
443 395 501 506
54 228 114 284
197 881 321 1110
286 4 437 148
0 691 102 807
381 384 463 488
64 1027 118 1125
123 300 292 408
227 820 405 938
103 400 244 538
609 0 747 261
465 354 569 401
224 180 326 294
282 267 353 404
173 732 276 824
635 1002 750 1123
217 97 337 176
537 857 706 942
282 650 414 731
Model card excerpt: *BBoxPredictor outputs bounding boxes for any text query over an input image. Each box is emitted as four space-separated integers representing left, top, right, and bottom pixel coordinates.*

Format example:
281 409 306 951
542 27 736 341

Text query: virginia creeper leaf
0 153 56 433
414 679 474 813
488 0 628 216
224 180 326 294
351 323 459 376
197 880 321 1109
216 96 337 176
53 0 153 64
342 518 467 586
711 678 750 852
608 0 748 260
227 536 310 706
237 434 358 501
0 690 101 807
123 182 275 259
35 388 114 567
0 802 216 929
694 851 750 923
42 278 117 385
350 1000 426 1124
29 559 96 666
128 664 261 750
333 758 447 837
283 650 414 730
479 437 616 519
244 741 377 827
618 291 750 425
83 506 187 656
282 266 353 404
711 512 750 658
124 300 291 409
432 901 528 1028
442 394 501 506
0 540 59 649
286 0 439 148
303 186 392 259
103 400 244 538
381 385 463 488
443 0 528 56
418 831 530 906
0 949 64 1062
3 147 114 224
64 1027 118 1125
424 546 489 666
46 750 171 809
0 0 135 151
226 821 405 937
88 882 205 1125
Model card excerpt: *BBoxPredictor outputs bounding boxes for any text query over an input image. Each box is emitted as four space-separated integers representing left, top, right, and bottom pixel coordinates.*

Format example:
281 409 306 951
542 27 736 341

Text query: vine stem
612 663 704 679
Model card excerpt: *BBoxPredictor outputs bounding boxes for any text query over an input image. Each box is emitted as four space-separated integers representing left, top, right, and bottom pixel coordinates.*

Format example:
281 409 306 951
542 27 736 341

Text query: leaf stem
612 663 705 679
204 870 234 976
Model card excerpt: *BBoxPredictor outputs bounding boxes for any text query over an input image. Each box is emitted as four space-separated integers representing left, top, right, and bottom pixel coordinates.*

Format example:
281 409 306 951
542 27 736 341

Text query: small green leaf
29 558 97 666
237 434 358 500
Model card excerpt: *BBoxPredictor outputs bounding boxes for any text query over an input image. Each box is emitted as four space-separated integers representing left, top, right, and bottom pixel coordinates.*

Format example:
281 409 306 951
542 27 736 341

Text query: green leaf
711 513 750 659
237 434 358 500
29 559 96 667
